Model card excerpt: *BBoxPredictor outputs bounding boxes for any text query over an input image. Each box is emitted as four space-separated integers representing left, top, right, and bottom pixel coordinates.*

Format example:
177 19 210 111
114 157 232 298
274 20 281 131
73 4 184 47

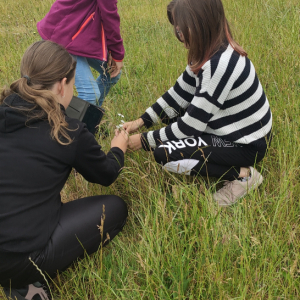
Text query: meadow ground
0 0 300 299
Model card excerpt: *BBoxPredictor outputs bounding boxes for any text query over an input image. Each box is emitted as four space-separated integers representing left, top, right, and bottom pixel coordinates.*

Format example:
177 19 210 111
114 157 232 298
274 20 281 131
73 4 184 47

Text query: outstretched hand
128 133 143 151
111 128 129 153
122 118 144 134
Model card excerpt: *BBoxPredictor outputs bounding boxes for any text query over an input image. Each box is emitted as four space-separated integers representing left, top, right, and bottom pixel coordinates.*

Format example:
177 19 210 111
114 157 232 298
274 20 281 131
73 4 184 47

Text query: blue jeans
74 56 121 107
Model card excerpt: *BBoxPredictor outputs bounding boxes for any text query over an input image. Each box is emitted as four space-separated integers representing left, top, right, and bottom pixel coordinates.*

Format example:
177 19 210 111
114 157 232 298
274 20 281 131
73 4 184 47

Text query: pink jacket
37 0 124 62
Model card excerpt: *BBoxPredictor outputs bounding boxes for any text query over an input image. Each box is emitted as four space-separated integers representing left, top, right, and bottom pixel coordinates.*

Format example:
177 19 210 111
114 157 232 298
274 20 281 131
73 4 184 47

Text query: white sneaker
4 282 51 300
213 167 263 207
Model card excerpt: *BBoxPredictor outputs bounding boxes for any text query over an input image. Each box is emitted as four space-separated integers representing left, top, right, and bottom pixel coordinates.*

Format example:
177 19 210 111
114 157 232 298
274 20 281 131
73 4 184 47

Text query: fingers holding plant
122 118 144 134
111 129 142 153
112 114 143 152
128 133 142 151
111 128 129 153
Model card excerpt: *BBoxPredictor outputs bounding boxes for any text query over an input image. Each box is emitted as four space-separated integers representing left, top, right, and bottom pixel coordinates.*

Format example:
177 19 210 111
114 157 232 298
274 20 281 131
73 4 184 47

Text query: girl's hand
128 134 143 151
109 60 123 78
111 129 129 153
122 118 144 134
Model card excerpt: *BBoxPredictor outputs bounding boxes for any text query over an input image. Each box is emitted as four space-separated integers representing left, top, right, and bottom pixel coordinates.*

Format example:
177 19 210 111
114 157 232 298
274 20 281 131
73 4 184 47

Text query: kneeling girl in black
0 40 129 300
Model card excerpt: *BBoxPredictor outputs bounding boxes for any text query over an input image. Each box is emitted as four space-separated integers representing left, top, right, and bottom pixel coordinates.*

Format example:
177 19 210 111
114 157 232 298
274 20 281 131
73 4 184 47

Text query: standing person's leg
1 195 127 299
74 56 101 105
87 58 121 107
153 135 268 206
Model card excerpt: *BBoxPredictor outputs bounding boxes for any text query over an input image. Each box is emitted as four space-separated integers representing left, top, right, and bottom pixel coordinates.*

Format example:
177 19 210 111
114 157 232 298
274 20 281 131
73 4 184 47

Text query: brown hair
167 0 177 25
0 40 76 145
169 0 247 73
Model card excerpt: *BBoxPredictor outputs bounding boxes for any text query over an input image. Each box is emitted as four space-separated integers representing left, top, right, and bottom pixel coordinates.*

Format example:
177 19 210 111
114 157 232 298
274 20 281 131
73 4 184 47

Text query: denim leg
74 56 100 105
87 58 121 107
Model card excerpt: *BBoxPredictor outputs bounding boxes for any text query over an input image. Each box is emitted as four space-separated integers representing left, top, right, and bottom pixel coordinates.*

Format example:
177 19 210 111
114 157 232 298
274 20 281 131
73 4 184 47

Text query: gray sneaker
4 282 51 300
213 167 263 207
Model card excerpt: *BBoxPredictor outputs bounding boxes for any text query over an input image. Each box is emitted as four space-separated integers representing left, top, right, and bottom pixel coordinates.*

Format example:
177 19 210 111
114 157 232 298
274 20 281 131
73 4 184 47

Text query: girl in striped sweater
123 0 272 206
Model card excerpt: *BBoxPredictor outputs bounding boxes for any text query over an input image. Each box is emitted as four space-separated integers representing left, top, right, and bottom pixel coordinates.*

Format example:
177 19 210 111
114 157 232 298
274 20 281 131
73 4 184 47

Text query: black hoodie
0 93 124 253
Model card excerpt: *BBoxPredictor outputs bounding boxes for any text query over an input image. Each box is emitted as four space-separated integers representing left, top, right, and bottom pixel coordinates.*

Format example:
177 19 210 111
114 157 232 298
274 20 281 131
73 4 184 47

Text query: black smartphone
65 96 105 135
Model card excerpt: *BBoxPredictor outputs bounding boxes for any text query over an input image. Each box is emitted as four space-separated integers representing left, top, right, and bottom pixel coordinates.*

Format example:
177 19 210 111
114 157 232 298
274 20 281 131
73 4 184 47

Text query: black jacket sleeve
72 125 124 186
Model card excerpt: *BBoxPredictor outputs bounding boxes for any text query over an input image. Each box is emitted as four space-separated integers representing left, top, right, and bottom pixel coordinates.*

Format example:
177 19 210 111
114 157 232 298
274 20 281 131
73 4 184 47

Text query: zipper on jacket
101 23 107 61
72 12 95 41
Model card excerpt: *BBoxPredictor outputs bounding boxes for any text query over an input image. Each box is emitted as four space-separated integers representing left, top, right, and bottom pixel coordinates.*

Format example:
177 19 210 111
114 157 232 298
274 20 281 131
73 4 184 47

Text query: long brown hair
0 40 76 145
168 0 247 73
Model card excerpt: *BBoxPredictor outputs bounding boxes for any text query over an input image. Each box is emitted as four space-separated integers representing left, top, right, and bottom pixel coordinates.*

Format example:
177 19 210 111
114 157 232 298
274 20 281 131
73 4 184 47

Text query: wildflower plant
116 113 125 129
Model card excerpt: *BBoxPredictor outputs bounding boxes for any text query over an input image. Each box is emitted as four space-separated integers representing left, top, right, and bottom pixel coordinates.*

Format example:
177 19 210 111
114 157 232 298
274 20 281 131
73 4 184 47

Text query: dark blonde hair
168 0 247 73
0 40 76 145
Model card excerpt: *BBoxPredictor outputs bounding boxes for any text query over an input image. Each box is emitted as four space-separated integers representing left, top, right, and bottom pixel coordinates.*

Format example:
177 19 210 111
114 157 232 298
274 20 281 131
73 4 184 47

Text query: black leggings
0 195 127 288
153 134 268 181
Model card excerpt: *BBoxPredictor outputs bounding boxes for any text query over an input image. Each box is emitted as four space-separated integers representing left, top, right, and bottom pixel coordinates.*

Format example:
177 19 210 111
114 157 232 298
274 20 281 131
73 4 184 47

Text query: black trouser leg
0 195 127 288
153 135 267 181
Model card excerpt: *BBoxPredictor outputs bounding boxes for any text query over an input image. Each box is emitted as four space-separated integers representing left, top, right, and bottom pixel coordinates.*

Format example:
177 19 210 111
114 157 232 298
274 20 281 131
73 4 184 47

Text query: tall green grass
1 0 300 299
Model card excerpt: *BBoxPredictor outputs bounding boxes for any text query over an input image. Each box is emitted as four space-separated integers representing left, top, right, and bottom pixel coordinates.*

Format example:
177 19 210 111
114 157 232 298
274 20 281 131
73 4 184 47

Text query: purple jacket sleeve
98 0 124 61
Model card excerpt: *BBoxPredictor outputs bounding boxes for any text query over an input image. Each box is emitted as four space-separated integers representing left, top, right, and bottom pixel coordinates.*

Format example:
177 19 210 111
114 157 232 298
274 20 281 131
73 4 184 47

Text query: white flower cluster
116 113 125 129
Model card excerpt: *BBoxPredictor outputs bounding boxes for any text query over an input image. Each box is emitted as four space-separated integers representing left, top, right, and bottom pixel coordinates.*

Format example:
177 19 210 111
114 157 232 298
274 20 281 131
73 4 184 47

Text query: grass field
0 0 300 299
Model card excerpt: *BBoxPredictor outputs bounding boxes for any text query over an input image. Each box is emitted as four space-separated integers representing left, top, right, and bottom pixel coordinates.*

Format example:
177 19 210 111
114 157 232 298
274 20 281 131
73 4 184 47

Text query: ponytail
0 40 76 145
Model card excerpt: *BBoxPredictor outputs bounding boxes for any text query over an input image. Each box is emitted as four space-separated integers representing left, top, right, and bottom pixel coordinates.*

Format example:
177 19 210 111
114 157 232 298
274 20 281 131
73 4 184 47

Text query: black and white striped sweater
140 44 272 150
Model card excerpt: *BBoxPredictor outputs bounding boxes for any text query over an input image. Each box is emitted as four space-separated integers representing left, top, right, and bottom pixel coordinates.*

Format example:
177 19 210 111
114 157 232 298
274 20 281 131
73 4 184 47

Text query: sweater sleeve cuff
108 146 125 168
108 50 124 62
140 112 154 129
141 133 152 151
112 57 123 62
